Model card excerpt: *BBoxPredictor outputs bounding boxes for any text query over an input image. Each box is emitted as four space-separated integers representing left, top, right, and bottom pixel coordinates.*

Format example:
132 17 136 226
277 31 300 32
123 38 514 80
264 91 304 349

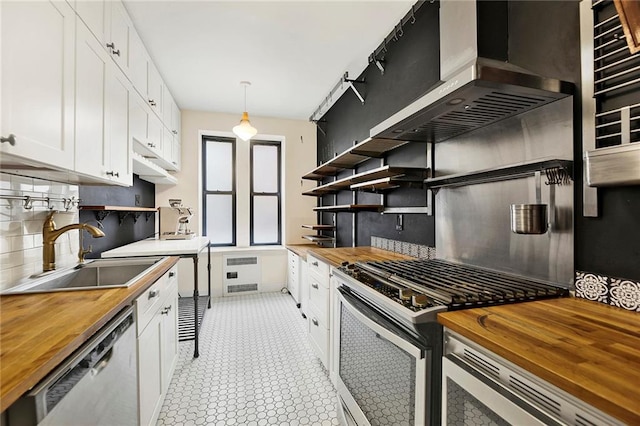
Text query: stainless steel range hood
370 0 574 143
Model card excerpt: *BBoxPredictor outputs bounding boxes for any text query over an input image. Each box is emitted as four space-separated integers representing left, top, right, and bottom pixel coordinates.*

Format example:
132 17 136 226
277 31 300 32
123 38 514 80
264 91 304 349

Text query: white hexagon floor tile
157 292 340 426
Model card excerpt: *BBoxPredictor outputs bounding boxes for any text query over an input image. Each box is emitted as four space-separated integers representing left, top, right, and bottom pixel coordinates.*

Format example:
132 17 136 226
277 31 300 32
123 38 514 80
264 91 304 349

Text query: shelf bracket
132 212 143 223
145 212 154 221
117 211 130 225
343 72 365 105
312 119 327 137
94 210 111 223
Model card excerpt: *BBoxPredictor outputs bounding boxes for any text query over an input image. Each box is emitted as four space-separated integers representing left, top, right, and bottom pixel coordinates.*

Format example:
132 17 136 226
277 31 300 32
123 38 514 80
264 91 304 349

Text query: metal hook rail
0 194 80 211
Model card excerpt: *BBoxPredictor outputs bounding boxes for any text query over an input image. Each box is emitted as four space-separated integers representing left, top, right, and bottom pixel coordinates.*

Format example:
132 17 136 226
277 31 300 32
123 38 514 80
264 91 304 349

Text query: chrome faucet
42 211 105 272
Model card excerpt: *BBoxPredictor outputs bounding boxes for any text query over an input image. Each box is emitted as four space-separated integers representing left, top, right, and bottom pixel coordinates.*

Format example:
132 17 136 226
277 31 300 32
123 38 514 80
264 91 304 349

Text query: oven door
335 287 430 426
442 355 563 426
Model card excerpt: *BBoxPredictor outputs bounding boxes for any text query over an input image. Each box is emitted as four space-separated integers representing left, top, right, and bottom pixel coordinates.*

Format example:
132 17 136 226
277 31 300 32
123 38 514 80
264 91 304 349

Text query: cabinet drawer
307 255 329 279
308 308 328 369
136 277 165 336
308 274 329 325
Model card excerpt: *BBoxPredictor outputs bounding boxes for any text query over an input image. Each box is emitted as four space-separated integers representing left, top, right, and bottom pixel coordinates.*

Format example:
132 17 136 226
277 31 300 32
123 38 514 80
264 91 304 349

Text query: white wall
155 110 318 246
0 173 81 290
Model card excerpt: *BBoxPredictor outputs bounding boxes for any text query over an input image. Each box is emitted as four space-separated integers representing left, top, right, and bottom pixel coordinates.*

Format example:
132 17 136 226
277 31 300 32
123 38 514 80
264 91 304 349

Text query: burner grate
353 259 569 309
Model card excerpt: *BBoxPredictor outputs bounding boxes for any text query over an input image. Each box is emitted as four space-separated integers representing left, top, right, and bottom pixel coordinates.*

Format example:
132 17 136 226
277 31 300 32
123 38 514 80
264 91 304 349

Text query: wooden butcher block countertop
0 256 179 413
307 246 414 267
438 297 640 425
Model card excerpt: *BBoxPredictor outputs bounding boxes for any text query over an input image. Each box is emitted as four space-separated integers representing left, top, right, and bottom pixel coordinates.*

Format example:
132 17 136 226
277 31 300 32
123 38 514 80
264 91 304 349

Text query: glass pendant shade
232 111 257 141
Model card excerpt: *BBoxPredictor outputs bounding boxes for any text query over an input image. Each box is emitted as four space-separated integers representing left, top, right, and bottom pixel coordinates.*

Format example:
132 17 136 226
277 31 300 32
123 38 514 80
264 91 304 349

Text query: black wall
318 1 440 247
316 1 640 281
79 175 156 258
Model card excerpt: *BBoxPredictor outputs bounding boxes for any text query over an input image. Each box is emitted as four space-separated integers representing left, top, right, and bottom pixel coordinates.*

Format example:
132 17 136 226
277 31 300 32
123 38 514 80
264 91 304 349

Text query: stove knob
399 289 415 301
412 294 429 308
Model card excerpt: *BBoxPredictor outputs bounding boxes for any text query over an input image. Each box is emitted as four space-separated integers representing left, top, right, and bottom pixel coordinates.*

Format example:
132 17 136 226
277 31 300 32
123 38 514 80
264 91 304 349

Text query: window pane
206 141 233 191
253 145 278 193
253 196 278 244
206 194 233 244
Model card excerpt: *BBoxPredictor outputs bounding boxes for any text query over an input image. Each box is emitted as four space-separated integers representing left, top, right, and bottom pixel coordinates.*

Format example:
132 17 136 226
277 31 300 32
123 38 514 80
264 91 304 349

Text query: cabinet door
74 0 108 44
160 288 178 394
147 112 164 158
163 127 174 167
130 94 149 147
106 65 132 185
172 140 182 171
75 19 109 179
129 29 149 98
107 1 131 75
147 62 163 116
162 86 173 127
1 0 75 169
138 314 163 426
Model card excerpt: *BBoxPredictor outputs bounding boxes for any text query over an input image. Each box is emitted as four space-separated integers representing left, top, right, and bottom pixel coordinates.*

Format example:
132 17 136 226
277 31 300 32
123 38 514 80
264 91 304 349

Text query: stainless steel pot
510 204 548 234
510 171 549 234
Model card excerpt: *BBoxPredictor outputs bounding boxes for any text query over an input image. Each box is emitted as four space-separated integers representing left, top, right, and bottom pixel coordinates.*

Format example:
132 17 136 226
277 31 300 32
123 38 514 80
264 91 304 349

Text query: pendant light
232 81 258 141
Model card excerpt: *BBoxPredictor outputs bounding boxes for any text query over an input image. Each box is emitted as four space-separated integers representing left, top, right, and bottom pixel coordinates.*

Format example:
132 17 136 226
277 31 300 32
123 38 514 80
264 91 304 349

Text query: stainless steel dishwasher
7 306 137 426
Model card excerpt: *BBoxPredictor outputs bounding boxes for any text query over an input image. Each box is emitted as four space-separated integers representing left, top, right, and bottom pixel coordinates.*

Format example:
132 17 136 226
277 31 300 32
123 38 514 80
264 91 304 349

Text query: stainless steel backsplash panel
435 97 574 286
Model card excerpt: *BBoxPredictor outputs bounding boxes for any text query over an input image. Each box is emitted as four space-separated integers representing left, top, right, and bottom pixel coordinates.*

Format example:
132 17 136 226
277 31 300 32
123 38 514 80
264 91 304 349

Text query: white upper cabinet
106 1 132 76
0 0 75 169
148 61 164 116
74 0 108 45
75 19 132 186
130 29 149 98
106 62 133 186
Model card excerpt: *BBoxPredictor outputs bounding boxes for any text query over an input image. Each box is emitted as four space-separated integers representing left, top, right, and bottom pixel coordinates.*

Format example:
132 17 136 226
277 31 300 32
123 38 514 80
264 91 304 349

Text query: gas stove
333 258 569 329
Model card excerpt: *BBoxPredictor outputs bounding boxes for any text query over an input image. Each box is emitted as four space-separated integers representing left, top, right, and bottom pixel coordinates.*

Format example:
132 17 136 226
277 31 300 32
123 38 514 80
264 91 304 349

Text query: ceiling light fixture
232 81 258 141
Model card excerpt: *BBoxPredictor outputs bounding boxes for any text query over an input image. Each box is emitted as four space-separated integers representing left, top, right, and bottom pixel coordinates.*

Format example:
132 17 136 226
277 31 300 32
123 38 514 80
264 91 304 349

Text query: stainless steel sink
2 257 167 295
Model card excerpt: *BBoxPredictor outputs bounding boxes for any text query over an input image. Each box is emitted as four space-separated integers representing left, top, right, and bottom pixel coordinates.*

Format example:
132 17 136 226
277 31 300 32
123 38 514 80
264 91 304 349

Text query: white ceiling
123 1 415 120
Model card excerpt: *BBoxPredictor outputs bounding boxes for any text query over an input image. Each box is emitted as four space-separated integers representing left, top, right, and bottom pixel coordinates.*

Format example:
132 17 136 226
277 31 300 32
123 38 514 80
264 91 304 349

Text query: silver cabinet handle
172 161 177 165
148 289 159 299
106 42 115 49
169 271 175 278
312 261 319 266
106 171 119 178
1 134 16 145
149 99 156 106
161 305 172 315
311 283 319 289
172 130 178 135
112 49 120 57
147 142 156 148
312 318 318 326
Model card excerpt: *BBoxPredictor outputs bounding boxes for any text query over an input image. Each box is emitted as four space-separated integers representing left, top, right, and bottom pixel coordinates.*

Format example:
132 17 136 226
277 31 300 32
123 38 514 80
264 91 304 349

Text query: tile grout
157 292 340 426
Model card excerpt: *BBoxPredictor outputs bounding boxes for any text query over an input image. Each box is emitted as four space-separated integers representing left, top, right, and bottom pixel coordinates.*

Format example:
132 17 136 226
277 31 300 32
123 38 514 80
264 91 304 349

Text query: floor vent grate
228 283 258 293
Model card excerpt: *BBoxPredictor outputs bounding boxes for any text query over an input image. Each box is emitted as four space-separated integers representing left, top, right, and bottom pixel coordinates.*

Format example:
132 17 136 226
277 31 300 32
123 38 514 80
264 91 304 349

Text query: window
202 136 236 246
250 141 281 245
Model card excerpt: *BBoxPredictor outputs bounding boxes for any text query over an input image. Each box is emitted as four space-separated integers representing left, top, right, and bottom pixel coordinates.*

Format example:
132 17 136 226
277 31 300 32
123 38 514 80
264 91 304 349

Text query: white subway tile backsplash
10 235 34 252
0 251 24 270
23 220 44 235
0 221 23 237
10 175 33 192
0 173 80 289
0 237 10 254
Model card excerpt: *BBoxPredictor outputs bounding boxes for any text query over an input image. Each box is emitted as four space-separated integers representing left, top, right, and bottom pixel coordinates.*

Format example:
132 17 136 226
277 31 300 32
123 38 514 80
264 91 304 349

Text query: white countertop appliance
159 199 194 240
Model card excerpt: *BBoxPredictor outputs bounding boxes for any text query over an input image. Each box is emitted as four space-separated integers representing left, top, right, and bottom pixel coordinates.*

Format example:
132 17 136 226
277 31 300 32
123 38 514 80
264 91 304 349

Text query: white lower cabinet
287 251 300 305
136 265 178 426
307 255 330 369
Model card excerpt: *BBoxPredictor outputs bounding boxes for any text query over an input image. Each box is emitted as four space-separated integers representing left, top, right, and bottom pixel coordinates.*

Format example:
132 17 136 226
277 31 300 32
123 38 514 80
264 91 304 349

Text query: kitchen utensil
510 171 548 234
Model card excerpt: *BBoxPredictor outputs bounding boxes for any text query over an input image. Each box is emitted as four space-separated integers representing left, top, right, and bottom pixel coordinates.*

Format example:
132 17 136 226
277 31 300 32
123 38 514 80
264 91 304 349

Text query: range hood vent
370 1 574 144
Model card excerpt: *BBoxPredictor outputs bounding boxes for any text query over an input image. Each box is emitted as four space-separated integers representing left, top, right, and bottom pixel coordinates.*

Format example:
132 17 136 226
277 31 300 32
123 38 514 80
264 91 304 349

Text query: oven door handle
339 290 424 359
